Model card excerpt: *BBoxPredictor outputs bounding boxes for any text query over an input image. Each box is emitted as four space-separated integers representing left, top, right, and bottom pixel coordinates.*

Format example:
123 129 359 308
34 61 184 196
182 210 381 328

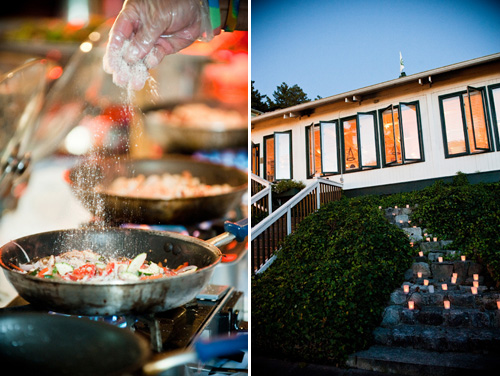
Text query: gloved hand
103 0 213 91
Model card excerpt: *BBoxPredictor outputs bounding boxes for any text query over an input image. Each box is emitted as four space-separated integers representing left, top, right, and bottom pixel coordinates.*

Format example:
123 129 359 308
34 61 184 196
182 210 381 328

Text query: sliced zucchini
55 262 73 276
139 263 161 276
127 253 147 274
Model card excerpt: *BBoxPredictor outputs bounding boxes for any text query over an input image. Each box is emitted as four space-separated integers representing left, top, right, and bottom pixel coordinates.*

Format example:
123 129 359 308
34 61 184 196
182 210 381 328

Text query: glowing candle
408 301 415 310
497 301 500 310
418 251 424 257
461 255 466 261
473 281 479 288
452 273 458 279
442 284 448 291
423 279 429 286
399 220 403 224
395 206 398 209
417 272 422 278
451 277 457 284
428 285 434 293
471 286 478 295
406 204 410 208
438 257 443 263
473 274 479 281
426 238 431 242
408 220 411 224
403 285 410 294
410 242 414 247
444 300 450 309
433 237 438 242
379 206 382 209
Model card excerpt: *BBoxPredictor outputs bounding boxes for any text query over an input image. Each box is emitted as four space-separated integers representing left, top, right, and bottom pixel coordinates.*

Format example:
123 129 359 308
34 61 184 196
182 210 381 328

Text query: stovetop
1 284 246 354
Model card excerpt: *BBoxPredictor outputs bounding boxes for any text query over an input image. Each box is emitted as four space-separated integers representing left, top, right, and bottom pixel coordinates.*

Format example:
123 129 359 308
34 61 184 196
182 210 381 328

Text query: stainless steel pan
0 220 247 316
67 155 248 225
142 100 248 153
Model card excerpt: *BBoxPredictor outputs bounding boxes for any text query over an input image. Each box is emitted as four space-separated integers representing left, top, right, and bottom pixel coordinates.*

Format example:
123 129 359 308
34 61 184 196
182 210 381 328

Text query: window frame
320 120 341 175
487 83 500 151
274 130 293 181
305 120 341 178
263 134 274 182
378 101 424 167
439 86 492 158
251 142 260 175
263 131 293 182
340 112 380 174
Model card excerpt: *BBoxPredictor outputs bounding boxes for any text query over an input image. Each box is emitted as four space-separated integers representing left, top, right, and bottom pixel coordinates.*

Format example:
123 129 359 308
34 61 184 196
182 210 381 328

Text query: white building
251 53 500 196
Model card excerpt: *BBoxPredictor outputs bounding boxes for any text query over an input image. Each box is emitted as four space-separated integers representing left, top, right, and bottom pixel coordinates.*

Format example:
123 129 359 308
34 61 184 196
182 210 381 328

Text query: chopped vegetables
15 249 197 283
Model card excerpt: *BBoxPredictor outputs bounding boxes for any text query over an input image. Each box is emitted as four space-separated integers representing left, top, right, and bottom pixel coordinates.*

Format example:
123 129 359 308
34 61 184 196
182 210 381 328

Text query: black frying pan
67 155 248 225
0 312 248 376
0 221 247 316
0 312 149 376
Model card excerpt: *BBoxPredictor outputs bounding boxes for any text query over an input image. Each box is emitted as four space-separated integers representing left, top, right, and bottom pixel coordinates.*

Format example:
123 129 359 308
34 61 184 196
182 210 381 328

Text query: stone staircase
347 206 500 375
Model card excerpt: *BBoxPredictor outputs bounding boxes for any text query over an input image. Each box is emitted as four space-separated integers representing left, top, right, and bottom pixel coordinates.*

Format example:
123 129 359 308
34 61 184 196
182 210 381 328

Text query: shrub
272 179 306 194
410 178 500 285
251 197 414 365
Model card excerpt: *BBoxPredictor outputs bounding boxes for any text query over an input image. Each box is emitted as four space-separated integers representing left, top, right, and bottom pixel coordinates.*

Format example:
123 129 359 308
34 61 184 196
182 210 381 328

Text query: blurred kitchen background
0 0 248 307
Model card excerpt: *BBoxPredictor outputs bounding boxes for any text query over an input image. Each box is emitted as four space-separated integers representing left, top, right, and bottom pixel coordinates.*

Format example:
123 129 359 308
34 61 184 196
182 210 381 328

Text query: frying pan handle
142 333 248 374
224 218 248 242
195 333 248 362
206 218 248 248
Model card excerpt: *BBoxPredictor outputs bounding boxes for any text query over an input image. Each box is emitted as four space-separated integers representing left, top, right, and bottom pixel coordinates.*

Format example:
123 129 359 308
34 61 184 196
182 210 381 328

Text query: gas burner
1 285 247 355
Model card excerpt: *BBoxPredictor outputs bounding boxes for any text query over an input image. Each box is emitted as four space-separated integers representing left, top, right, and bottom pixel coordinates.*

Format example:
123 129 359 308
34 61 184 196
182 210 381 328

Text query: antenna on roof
399 51 406 77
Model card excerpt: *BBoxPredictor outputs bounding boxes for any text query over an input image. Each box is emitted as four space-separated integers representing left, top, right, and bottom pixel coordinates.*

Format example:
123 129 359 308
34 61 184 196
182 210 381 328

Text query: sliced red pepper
163 268 178 277
100 262 115 276
140 274 164 280
174 262 189 272
70 264 97 281
37 267 49 278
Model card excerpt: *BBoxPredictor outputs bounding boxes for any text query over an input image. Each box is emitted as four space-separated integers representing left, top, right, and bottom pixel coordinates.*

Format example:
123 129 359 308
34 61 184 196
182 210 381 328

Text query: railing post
286 207 292 235
316 183 321 209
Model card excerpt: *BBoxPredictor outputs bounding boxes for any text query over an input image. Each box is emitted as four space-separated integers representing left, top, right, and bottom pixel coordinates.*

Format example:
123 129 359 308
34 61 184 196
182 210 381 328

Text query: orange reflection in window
312 126 322 175
343 119 358 170
464 91 489 151
265 137 274 181
382 107 402 164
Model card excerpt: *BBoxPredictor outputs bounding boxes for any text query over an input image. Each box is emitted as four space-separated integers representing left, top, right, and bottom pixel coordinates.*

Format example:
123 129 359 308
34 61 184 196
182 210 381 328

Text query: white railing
250 173 273 223
251 177 342 274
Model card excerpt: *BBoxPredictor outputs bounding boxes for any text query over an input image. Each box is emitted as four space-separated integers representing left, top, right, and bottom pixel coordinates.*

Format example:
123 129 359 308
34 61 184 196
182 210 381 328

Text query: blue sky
251 0 500 100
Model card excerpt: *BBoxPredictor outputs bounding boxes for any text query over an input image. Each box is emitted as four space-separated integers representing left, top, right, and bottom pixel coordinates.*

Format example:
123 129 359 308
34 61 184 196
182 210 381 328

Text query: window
439 87 491 157
488 84 500 150
306 121 340 177
251 143 260 175
379 101 424 166
341 112 379 172
263 131 292 181
306 124 322 177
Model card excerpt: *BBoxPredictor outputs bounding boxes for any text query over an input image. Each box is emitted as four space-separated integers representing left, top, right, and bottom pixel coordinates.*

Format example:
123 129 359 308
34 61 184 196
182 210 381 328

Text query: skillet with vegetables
15 249 197 283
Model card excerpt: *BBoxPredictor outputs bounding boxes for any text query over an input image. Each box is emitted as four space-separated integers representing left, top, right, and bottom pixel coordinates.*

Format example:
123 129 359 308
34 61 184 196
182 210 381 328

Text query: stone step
390 288 499 309
347 345 500 376
381 305 500 328
373 325 500 353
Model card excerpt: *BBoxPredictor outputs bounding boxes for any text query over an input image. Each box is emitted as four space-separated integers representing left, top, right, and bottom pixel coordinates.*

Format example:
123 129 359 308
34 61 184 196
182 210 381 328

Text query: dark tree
267 82 310 111
251 80 270 113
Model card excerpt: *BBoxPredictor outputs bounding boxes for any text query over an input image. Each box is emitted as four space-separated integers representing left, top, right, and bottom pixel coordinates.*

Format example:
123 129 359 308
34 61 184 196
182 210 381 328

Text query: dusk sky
251 0 500 101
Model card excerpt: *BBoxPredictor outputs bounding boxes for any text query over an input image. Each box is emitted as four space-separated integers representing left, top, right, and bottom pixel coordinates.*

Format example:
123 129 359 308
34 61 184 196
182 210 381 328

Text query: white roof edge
251 52 500 124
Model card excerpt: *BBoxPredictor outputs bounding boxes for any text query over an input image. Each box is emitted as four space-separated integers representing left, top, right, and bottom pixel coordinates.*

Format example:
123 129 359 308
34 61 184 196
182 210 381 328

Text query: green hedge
357 174 500 284
251 174 500 365
251 196 414 365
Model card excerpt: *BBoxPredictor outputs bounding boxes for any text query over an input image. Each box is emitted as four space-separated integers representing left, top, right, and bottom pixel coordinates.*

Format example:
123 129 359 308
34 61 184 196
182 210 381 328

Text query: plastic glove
103 0 212 91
